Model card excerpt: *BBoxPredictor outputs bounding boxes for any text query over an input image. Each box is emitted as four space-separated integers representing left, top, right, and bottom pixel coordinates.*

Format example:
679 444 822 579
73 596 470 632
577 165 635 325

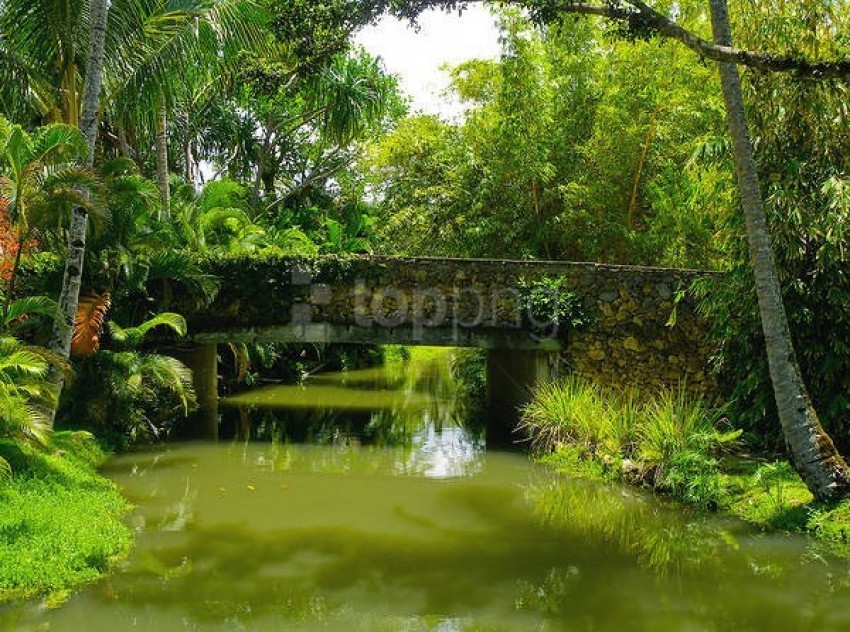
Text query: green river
6 349 850 630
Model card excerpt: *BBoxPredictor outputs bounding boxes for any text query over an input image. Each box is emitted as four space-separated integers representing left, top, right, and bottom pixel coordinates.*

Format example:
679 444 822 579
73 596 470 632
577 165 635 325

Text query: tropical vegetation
1 0 850 604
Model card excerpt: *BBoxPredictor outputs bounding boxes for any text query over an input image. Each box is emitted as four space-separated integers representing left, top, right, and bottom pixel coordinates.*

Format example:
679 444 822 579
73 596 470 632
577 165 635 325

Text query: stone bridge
175 255 716 438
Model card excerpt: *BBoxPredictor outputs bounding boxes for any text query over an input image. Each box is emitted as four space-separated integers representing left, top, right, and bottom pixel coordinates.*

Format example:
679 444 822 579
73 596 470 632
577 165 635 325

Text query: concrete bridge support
171 343 219 441
486 349 560 443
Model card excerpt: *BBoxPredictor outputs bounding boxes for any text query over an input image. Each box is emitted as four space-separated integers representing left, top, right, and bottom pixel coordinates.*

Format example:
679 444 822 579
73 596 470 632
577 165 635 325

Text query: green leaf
2 295 65 331
108 313 188 349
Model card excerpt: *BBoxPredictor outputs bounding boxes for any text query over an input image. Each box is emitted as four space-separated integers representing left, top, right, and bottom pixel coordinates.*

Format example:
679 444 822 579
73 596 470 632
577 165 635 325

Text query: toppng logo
290 263 566 343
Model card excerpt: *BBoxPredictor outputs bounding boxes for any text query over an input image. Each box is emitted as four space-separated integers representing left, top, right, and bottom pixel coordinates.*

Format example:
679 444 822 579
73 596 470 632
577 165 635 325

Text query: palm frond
20 403 51 445
2 295 64 330
0 350 50 378
201 206 252 231
72 293 112 358
146 250 221 303
29 124 88 165
3 126 33 179
109 312 188 349
108 0 271 135
0 334 56 449
139 353 196 416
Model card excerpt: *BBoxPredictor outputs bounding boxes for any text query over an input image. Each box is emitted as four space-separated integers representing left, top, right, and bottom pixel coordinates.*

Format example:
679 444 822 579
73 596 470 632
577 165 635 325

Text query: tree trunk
184 139 199 189
156 100 171 212
49 0 110 421
253 115 276 199
3 231 27 317
709 0 850 500
181 110 199 189
117 126 134 160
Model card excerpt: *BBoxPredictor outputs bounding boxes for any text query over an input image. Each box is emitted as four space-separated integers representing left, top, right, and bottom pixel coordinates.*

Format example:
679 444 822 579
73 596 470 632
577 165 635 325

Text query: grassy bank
722 459 850 557
0 432 132 604
523 377 850 556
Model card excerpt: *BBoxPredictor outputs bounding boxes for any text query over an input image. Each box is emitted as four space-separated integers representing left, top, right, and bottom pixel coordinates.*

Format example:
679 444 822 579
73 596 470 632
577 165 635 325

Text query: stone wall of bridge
184 255 717 394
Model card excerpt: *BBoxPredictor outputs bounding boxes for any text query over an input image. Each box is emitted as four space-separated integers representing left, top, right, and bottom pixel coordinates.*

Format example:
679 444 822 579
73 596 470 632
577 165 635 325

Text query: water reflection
13 442 850 631
220 350 486 479
6 350 850 630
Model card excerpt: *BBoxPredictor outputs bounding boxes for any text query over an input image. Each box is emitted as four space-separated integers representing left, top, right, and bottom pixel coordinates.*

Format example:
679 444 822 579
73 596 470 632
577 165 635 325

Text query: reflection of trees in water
527 475 740 576
220 350 486 458
220 429 484 479
94 444 850 631
517 474 850 627
134 352 850 628
93 465 850 630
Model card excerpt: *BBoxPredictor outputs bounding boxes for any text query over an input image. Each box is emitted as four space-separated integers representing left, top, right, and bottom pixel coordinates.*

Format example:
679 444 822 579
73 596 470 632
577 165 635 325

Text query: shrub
521 377 741 504
519 376 609 454
66 351 195 448
62 313 196 449
517 276 593 339
637 389 739 480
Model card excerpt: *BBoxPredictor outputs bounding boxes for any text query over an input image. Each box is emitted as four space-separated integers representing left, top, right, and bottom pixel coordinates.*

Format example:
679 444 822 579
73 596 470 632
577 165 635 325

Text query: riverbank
544 447 850 555
0 432 132 604
524 377 850 557
723 459 850 556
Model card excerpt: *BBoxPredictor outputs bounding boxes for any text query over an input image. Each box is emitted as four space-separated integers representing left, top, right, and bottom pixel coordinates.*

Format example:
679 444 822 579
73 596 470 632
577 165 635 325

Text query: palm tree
708 0 850 499
104 0 270 208
0 0 264 420
0 116 102 307
43 0 111 422
0 1 262 126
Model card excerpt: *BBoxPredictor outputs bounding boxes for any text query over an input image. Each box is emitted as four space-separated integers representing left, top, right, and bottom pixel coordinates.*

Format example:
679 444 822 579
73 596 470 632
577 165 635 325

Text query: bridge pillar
170 343 219 441
486 349 559 443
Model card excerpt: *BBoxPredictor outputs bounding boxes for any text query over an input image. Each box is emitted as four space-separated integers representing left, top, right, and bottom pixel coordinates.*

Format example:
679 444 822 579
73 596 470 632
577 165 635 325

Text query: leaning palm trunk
156 100 171 212
709 0 850 500
49 0 110 421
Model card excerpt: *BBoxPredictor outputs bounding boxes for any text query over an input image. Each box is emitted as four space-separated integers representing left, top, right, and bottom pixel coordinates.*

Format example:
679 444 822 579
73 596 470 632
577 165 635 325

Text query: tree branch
422 0 850 79
625 0 850 78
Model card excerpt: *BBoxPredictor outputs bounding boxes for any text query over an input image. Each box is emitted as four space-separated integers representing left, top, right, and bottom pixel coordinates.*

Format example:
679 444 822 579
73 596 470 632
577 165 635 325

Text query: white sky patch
355 6 502 120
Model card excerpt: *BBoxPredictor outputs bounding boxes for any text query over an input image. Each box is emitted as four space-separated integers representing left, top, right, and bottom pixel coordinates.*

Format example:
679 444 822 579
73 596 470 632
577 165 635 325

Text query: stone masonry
185 255 718 395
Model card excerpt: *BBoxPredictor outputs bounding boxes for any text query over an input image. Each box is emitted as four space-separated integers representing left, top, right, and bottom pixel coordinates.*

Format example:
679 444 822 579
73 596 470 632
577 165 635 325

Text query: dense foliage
365 8 732 266
521 377 741 505
0 0 848 592
0 0 403 457
361 4 850 453
0 0 847 453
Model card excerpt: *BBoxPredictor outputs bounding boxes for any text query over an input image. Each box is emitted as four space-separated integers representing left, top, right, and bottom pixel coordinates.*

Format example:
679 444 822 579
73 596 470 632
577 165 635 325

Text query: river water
7 349 850 630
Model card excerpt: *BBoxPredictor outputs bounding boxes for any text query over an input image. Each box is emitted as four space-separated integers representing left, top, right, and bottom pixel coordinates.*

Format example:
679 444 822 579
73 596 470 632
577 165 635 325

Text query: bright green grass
722 458 850 556
0 432 132 603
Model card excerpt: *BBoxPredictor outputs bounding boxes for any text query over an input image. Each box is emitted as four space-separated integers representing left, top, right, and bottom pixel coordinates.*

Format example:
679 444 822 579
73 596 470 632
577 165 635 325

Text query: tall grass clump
638 390 740 503
520 376 609 454
521 377 741 505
